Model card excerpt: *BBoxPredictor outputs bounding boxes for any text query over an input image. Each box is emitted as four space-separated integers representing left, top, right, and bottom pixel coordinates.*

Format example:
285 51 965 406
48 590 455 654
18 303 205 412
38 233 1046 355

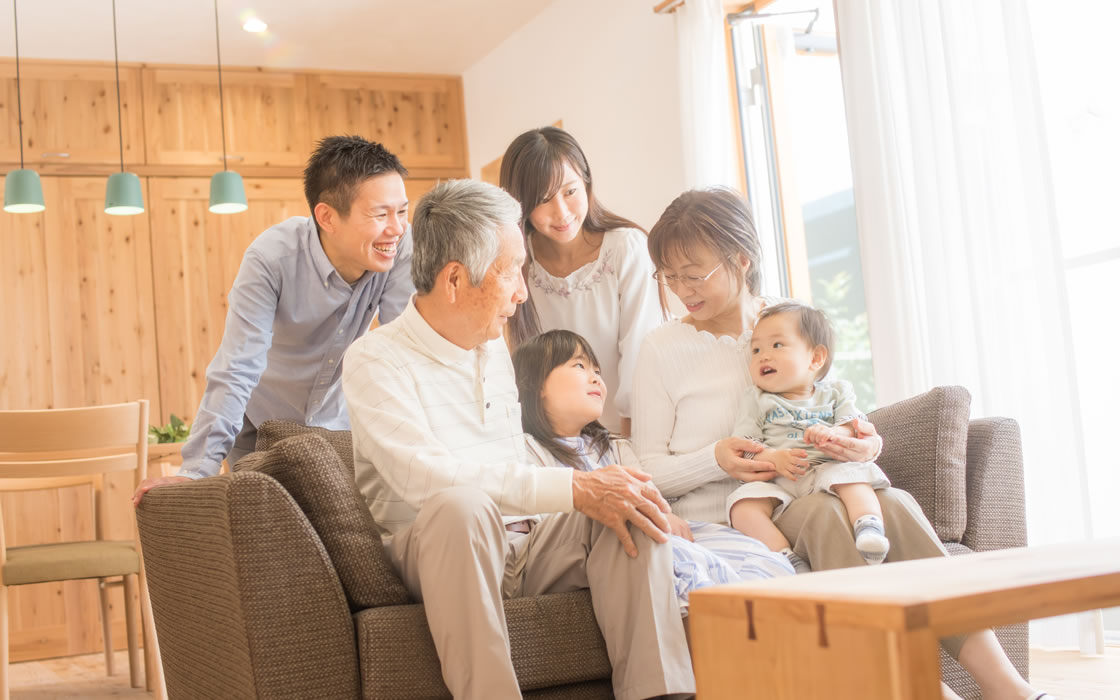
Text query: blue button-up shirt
179 215 414 478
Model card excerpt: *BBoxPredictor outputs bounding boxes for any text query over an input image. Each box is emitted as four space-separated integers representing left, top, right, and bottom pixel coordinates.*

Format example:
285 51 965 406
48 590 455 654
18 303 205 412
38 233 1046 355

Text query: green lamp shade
209 170 248 214
4 169 45 213
104 172 145 215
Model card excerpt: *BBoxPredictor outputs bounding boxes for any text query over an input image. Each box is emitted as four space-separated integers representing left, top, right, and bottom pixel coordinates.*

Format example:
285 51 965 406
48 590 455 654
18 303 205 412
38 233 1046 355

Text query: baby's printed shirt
732 379 864 465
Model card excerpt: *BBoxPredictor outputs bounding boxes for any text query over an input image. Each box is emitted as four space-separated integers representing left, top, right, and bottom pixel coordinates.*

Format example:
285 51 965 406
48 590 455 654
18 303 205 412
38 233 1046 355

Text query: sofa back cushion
867 385 970 543
234 430 411 608
253 420 356 475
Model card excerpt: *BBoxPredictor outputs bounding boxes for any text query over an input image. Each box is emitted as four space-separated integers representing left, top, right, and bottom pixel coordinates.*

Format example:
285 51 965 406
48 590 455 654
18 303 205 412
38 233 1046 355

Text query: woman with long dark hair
500 126 663 436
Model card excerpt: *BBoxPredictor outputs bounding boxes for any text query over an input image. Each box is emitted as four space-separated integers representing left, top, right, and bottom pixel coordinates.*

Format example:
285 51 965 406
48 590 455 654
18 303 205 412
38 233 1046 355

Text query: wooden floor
1029 646 1120 699
5 646 1118 698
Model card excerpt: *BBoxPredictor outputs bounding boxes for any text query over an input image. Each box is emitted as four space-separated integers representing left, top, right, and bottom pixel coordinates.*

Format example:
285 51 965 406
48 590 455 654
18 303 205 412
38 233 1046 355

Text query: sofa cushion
867 385 970 543
354 590 611 698
254 420 356 475
234 433 411 609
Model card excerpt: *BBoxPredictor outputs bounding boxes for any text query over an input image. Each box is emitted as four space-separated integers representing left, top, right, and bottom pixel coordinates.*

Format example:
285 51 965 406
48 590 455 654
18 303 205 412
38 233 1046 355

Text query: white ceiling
1 0 556 75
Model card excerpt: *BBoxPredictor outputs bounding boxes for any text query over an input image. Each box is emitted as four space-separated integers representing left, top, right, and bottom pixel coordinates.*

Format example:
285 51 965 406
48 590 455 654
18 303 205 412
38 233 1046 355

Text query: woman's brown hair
648 187 763 315
499 126 647 346
512 330 611 469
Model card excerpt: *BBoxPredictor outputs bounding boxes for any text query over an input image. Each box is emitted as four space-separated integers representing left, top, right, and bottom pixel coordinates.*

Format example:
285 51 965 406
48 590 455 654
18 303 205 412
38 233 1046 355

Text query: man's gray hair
410 179 522 294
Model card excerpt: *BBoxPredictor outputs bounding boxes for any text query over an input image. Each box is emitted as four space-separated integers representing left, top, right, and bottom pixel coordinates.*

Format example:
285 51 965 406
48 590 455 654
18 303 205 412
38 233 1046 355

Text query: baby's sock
853 514 889 565
779 548 811 574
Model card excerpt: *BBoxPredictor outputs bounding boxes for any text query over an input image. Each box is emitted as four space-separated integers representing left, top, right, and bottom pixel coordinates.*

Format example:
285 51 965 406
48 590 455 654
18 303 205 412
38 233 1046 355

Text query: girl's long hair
512 329 611 469
500 127 648 347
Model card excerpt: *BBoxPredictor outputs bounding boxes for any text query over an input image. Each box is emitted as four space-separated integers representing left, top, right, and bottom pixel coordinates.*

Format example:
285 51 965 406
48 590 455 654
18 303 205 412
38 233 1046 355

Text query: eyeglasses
653 262 723 289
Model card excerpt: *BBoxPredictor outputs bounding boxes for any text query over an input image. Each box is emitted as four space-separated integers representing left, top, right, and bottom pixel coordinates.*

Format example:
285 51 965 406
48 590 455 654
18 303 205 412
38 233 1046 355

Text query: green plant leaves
148 414 192 444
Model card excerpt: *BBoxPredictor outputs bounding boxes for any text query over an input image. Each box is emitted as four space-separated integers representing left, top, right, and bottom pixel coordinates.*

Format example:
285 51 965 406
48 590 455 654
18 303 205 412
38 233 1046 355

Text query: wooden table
689 539 1120 699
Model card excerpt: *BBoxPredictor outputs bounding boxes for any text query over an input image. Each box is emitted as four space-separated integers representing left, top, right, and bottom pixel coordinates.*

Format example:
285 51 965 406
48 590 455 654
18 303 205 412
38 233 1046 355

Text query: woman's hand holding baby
814 417 883 463
716 437 779 483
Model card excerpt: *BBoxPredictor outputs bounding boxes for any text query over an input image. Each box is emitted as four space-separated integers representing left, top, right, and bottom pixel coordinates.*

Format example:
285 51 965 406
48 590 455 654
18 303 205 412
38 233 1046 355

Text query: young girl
512 329 793 612
500 126 663 436
727 302 891 574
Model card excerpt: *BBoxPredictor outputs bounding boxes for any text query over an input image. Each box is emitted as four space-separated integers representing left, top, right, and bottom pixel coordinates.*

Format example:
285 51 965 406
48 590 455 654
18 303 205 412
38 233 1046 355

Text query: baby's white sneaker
853 514 889 565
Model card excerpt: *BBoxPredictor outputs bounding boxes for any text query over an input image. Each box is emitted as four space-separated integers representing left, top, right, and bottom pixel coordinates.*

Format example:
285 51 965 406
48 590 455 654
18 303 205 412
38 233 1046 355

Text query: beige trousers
774 487 965 658
386 486 694 700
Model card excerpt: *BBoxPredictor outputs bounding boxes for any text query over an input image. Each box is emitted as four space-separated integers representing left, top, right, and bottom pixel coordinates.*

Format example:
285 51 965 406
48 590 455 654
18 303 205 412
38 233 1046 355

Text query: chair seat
2 540 140 586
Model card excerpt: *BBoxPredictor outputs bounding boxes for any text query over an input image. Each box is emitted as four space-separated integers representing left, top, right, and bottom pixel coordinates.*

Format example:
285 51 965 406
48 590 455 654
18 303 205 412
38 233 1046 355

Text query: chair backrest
0 400 150 551
0 400 149 479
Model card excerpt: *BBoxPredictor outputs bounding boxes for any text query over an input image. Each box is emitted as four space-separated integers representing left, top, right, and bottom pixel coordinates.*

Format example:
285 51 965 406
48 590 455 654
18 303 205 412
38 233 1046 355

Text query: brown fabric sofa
135 385 1027 699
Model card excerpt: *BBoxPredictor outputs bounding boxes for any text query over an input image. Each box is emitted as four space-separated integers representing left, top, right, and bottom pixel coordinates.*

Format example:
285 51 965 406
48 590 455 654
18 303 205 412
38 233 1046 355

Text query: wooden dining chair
0 400 164 700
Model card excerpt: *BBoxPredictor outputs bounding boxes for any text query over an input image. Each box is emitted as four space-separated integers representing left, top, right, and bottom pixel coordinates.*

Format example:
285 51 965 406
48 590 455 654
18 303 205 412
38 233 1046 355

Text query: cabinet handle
220 155 245 162
41 152 71 158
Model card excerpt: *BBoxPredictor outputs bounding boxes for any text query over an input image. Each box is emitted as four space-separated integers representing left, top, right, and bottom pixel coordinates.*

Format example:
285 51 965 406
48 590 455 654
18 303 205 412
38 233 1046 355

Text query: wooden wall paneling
148 177 307 425
0 204 53 410
0 176 159 661
0 61 145 166
309 73 467 172
142 67 312 167
403 178 439 222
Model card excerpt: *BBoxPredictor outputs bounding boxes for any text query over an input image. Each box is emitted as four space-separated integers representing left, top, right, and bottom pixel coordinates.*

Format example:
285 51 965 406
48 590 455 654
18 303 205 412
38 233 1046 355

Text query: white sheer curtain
674 0 738 189
835 0 1096 649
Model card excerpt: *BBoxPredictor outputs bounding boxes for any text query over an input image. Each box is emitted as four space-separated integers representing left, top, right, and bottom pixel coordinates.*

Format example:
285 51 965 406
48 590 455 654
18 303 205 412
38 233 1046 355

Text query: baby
727 301 891 574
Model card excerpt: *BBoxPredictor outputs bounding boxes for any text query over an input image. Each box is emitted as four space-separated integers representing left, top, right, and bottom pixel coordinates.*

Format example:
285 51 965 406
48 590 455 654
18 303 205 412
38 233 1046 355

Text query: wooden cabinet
404 178 439 221
0 61 144 166
0 176 158 661
142 67 312 168
0 59 468 663
147 177 308 424
309 73 467 173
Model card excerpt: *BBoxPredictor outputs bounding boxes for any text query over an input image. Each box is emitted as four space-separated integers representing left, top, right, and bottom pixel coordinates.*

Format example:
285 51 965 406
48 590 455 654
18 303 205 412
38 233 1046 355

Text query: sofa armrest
137 471 361 700
962 417 1028 553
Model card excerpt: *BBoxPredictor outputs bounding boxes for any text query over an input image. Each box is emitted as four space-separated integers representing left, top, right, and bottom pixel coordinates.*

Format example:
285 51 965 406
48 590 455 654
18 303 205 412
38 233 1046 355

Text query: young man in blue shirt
134 135 414 504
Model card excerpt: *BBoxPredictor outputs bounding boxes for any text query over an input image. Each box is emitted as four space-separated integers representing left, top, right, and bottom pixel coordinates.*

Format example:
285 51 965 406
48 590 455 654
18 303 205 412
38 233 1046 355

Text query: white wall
462 0 686 231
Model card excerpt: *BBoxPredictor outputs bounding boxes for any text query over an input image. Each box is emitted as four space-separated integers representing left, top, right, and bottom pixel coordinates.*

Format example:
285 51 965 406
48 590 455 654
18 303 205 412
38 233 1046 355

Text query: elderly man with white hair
341 179 694 700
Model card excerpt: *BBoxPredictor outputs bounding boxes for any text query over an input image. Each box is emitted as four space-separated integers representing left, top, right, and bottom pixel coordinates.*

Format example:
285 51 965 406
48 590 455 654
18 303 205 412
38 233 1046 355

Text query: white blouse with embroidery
528 227 663 433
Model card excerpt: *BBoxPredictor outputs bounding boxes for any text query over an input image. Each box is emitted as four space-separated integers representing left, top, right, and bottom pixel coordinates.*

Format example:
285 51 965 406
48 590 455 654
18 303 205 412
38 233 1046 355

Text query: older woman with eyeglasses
631 187 1052 700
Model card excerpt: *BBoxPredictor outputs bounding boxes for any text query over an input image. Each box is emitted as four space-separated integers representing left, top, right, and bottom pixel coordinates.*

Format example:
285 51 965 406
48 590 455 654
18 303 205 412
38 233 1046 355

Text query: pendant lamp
208 0 247 214
104 0 143 215
3 0 44 214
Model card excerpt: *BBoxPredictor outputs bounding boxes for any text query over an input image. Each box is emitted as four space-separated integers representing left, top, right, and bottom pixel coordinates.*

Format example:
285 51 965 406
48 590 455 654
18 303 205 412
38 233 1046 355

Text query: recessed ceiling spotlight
242 17 267 33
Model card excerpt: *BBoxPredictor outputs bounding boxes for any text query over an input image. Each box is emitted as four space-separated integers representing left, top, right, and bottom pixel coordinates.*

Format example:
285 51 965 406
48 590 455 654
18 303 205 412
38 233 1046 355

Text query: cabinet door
0 176 159 662
0 61 144 166
309 73 467 172
147 178 308 423
404 178 439 222
142 68 312 167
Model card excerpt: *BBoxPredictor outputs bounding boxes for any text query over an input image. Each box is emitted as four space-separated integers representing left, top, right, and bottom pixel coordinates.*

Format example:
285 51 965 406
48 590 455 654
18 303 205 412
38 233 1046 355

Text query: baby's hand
803 424 839 447
760 448 809 481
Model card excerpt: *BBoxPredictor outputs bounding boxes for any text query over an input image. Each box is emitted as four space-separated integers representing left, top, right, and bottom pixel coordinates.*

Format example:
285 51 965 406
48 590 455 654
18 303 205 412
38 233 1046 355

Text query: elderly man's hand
571 465 671 558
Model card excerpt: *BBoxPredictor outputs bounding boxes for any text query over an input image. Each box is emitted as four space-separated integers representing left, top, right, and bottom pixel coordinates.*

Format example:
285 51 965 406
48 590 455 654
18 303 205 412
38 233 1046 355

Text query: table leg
690 597 942 699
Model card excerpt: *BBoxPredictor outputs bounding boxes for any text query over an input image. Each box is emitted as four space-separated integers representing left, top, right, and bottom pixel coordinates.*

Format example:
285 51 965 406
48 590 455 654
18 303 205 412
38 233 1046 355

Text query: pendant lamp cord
13 0 24 169
214 0 229 172
111 0 124 172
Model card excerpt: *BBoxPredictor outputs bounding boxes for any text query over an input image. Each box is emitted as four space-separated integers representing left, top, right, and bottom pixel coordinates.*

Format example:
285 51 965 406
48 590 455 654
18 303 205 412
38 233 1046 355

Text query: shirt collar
303 217 340 287
399 296 475 366
304 216 372 289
